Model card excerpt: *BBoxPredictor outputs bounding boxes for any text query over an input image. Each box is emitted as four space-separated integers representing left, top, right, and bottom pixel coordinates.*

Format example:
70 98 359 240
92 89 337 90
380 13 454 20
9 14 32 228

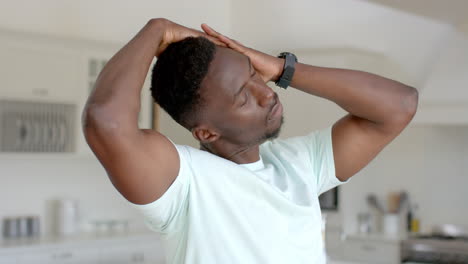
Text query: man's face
197 47 284 146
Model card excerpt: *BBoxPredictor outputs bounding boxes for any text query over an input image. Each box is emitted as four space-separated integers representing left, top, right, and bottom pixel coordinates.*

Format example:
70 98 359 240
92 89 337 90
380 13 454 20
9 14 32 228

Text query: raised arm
289 64 418 181
201 25 418 182
82 18 224 204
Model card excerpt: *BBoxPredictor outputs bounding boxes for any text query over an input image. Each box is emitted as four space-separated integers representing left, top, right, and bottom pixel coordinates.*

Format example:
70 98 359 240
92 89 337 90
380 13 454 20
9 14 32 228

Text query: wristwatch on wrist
275 52 298 89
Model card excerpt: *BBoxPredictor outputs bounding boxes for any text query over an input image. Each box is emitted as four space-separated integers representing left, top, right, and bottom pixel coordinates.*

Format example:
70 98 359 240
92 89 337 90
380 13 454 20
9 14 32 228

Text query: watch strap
275 52 297 89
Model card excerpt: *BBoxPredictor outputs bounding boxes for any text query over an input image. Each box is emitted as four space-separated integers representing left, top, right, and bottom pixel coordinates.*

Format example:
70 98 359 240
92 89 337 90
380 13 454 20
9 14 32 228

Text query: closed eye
240 72 256 107
240 93 248 107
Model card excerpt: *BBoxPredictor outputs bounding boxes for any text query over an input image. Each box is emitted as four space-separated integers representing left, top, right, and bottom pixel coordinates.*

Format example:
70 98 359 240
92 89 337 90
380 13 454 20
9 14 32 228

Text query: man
82 18 418 263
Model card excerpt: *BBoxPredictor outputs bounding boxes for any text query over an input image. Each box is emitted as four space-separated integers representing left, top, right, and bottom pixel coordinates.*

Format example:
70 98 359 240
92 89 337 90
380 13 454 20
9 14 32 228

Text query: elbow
391 86 419 125
82 106 120 138
404 86 419 120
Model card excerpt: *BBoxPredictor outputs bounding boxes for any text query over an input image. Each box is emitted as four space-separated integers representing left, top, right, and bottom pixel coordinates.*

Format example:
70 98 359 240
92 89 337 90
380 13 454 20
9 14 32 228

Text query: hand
201 23 284 83
152 18 226 57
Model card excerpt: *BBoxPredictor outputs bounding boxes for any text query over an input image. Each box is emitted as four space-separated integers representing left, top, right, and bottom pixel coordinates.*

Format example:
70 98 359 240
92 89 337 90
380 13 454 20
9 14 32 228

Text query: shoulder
259 127 333 168
261 127 330 153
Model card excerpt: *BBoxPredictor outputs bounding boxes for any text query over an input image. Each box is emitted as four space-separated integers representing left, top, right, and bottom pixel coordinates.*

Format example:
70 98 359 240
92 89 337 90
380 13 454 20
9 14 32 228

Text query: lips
268 100 282 121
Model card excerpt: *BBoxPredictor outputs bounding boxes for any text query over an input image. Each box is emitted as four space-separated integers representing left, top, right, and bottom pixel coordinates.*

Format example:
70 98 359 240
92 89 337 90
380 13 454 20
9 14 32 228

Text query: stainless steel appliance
0 100 76 152
319 187 339 210
401 224 468 264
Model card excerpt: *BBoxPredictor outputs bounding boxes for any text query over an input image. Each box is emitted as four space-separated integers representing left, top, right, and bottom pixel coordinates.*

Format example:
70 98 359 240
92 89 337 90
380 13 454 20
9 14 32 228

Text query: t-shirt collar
239 156 265 171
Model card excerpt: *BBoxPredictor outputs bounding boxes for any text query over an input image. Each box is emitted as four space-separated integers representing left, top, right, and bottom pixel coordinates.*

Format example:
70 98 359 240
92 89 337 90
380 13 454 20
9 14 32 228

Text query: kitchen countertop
0 229 160 251
341 232 407 242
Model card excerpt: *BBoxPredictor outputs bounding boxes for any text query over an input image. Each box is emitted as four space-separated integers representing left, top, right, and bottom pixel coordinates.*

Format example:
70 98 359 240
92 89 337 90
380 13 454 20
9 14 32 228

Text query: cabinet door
327 260 362 264
139 244 166 264
100 244 165 264
0 36 80 103
17 247 99 264
341 240 399 264
0 255 17 264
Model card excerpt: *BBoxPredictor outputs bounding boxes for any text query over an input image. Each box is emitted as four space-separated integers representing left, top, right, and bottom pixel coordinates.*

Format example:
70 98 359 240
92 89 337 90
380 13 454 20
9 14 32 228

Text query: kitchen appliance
0 100 76 152
2 217 19 239
401 224 468 263
319 187 339 210
2 216 40 239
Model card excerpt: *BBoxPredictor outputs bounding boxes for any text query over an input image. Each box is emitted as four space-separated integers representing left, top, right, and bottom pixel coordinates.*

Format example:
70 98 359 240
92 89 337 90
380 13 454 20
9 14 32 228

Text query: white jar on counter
54 198 80 237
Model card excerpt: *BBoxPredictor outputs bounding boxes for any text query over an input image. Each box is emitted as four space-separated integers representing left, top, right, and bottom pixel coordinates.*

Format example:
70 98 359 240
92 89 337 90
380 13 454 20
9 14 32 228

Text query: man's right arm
82 19 222 205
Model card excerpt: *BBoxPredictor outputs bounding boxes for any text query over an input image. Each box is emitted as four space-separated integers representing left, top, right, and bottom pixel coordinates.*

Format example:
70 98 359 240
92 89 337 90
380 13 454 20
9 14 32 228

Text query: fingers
201 24 232 44
158 22 226 56
201 24 232 47
201 23 221 38
201 24 246 52
205 35 228 47
221 35 244 51
190 28 227 47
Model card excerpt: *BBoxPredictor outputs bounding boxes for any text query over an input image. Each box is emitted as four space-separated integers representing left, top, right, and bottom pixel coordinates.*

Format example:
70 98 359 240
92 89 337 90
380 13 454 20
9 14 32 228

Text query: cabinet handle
52 251 73 260
361 244 376 251
131 252 145 262
340 232 347 241
32 88 49 96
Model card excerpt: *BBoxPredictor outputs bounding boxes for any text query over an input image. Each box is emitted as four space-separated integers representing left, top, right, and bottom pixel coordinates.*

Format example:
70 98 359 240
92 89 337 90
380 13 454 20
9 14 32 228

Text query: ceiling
362 0 468 25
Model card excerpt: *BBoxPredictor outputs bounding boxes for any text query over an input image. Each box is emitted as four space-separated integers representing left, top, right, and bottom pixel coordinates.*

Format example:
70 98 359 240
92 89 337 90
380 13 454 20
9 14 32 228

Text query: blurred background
0 0 467 263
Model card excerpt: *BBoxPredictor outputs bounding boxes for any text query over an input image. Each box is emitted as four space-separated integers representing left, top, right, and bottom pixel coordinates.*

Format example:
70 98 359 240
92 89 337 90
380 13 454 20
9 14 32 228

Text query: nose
252 83 275 108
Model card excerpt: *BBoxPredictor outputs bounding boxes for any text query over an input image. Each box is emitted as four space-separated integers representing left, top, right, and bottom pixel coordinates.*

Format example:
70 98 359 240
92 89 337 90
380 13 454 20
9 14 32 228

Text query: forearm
290 63 418 125
83 19 164 129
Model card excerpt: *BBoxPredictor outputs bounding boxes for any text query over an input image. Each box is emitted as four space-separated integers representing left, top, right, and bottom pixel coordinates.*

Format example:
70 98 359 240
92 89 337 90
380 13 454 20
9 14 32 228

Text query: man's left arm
201 24 419 182
286 64 418 182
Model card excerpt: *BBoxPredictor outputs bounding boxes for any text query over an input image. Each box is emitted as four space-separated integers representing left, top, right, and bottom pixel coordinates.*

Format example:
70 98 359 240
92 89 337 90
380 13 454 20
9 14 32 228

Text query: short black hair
150 36 216 129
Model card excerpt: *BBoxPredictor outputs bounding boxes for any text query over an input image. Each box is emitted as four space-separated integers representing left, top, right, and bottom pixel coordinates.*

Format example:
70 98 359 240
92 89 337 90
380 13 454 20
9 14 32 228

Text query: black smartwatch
275 52 297 89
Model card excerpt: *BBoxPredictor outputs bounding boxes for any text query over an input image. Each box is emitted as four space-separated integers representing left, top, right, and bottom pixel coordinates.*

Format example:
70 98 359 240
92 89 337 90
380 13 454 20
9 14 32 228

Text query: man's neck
199 142 261 164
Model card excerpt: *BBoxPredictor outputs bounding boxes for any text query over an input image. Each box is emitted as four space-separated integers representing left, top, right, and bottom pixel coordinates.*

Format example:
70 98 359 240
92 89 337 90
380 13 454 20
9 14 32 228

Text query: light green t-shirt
131 126 346 264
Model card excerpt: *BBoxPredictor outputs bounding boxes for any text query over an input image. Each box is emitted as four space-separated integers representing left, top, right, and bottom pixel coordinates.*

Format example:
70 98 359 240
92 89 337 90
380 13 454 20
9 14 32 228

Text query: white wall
0 0 231 43
229 0 450 88
422 27 468 104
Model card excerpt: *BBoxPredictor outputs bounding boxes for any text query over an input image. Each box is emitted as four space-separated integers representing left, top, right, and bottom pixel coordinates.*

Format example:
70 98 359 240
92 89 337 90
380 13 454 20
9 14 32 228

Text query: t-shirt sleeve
306 126 348 196
129 139 191 234
279 126 348 196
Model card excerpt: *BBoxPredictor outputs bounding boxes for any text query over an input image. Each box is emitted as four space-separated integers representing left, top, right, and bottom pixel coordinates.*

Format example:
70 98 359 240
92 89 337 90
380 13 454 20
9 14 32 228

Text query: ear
192 126 220 143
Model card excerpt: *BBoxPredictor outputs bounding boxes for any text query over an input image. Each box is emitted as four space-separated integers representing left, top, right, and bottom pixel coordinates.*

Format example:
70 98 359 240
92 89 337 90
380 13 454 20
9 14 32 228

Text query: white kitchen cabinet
100 244 165 264
0 233 165 264
327 259 361 264
0 30 81 104
17 247 99 264
341 239 399 264
326 231 401 264
0 255 17 264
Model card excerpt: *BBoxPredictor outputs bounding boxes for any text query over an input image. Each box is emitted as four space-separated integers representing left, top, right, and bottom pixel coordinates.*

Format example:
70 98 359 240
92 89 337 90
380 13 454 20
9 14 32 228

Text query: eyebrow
233 56 254 99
